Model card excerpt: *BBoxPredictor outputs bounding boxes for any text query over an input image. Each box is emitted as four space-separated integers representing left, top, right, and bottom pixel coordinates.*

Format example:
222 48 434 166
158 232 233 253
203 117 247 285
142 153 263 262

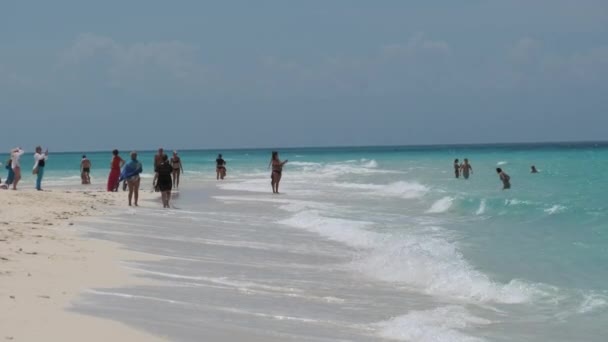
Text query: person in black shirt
216 154 226 180
156 154 173 208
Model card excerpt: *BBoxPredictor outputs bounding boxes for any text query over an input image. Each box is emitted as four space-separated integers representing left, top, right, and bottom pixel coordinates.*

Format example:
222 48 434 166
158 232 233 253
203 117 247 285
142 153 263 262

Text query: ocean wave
577 293 608 314
373 306 491 342
333 181 429 199
475 199 487 215
426 196 454 213
544 205 567 215
279 209 545 304
278 210 375 248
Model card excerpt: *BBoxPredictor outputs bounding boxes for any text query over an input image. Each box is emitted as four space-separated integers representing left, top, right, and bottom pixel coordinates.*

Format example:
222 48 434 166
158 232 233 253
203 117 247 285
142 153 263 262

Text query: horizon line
3 139 607 155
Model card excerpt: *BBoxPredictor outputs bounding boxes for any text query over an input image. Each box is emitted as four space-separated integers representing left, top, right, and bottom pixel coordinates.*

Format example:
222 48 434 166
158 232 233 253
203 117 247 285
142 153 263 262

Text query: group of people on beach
1 147 49 191
104 148 181 208
452 158 540 190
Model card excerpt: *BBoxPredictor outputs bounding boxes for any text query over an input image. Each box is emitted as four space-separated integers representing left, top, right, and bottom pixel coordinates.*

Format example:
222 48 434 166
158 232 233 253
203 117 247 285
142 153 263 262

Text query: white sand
0 189 167 341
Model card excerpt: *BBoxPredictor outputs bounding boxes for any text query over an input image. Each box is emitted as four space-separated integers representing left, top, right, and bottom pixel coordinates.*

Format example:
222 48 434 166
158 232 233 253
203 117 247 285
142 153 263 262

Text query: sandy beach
0 189 166 341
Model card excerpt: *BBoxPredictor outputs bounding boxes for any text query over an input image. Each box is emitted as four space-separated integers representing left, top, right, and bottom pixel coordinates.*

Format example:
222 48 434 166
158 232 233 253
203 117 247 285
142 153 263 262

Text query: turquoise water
3 143 607 340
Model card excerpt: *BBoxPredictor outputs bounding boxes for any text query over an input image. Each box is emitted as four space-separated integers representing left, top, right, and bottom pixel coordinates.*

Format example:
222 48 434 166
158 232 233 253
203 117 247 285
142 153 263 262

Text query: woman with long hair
269 151 288 194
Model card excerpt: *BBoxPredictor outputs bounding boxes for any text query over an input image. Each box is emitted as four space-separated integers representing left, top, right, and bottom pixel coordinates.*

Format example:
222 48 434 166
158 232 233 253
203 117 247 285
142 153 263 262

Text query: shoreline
0 188 167 341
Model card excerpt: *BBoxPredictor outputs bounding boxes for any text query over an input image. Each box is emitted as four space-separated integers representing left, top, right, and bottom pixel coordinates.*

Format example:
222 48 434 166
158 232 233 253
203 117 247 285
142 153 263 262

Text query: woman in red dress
107 149 125 192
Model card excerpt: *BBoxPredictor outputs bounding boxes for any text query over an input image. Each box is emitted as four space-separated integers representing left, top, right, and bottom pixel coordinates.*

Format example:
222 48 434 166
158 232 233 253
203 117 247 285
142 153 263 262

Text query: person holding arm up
11 147 25 190
270 151 288 194
33 146 49 191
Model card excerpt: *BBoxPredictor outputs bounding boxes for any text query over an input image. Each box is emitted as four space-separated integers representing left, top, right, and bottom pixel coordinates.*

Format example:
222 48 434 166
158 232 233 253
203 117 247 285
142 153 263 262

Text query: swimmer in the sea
454 159 460 178
496 168 511 190
460 158 473 179
531 165 538 173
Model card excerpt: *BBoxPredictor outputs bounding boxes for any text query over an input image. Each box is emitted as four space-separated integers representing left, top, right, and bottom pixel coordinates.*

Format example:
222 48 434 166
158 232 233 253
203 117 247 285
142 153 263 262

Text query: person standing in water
107 149 125 192
120 151 143 206
453 159 460 178
81 155 92 184
460 158 473 179
33 146 49 191
156 154 173 208
171 151 184 189
4 159 14 186
531 165 539 173
216 154 226 180
496 168 511 190
11 147 24 190
270 151 288 194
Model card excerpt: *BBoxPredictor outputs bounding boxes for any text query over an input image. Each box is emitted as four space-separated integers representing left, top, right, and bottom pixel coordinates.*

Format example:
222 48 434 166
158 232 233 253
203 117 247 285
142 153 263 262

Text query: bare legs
172 170 180 189
12 167 21 190
216 168 226 180
161 190 171 208
271 172 282 194
127 178 140 206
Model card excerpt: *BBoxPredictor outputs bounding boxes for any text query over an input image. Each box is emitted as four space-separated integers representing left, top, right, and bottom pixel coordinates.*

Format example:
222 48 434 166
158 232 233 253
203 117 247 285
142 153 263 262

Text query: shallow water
21 143 608 340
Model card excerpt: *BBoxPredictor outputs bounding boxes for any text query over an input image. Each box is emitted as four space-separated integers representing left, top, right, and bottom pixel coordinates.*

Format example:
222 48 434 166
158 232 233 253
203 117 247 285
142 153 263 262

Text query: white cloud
509 37 541 65
381 33 451 60
59 33 209 89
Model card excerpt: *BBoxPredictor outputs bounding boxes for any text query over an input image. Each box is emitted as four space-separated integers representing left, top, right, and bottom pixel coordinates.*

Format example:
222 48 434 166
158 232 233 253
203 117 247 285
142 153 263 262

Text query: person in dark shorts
156 154 173 208
216 154 226 180
454 159 460 178
81 155 92 184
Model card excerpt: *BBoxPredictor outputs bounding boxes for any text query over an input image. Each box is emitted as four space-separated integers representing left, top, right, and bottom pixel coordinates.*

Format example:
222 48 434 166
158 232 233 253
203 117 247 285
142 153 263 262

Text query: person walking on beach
107 149 125 192
33 146 49 191
10 147 24 190
120 151 143 206
454 159 460 178
4 159 14 186
171 151 184 189
153 148 164 191
216 154 226 180
460 158 473 180
270 151 288 194
496 168 511 190
156 154 173 208
81 155 91 184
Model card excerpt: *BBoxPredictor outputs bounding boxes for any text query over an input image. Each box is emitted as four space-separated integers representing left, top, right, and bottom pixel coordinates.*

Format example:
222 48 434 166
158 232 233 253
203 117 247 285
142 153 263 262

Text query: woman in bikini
171 151 184 189
269 151 288 194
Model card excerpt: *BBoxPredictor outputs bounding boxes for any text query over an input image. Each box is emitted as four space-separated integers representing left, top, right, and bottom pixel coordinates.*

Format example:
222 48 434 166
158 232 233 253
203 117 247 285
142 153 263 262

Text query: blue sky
1 1 607 151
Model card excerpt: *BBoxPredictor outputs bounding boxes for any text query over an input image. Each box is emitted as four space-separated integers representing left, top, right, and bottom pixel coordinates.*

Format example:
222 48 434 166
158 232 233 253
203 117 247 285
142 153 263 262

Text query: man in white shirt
33 146 48 191
11 147 24 190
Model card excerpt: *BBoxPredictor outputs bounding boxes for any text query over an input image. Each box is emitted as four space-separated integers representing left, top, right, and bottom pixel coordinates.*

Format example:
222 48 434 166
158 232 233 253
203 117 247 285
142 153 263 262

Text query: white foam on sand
374 306 491 342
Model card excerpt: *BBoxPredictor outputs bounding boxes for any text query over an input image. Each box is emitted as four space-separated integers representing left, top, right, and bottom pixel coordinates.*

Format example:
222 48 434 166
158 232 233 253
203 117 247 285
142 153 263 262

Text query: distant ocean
5 143 608 340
